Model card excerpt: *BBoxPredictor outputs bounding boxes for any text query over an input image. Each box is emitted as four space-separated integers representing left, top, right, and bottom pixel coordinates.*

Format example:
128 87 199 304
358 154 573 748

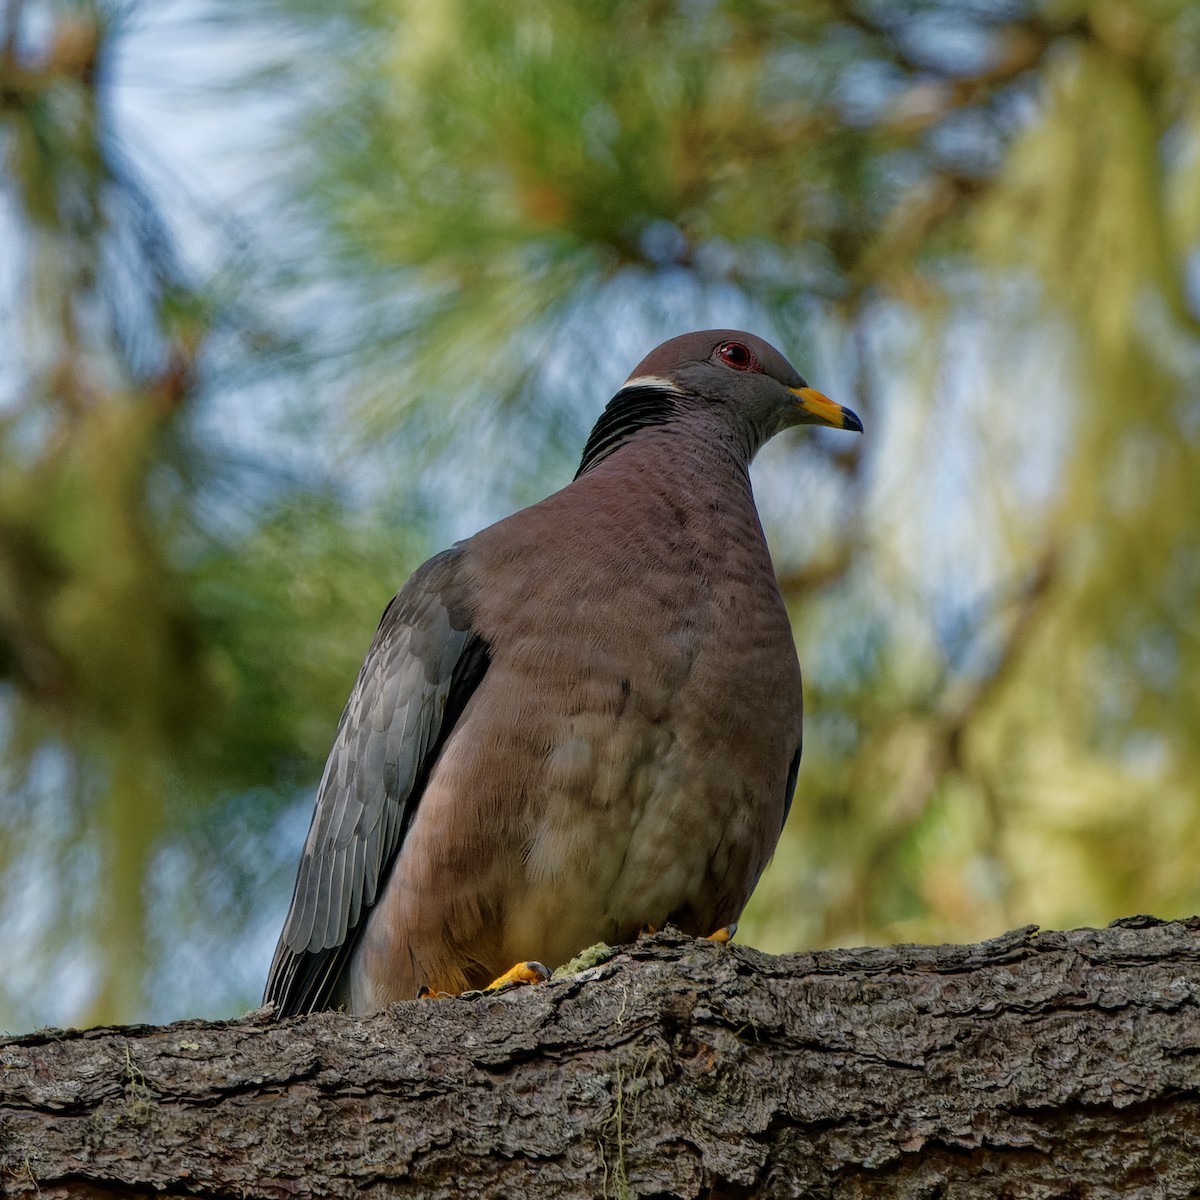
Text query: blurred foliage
0 0 1197 1027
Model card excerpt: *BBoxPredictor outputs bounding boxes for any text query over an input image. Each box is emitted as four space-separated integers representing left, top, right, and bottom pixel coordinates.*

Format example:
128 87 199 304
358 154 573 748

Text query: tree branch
3 920 1200 1197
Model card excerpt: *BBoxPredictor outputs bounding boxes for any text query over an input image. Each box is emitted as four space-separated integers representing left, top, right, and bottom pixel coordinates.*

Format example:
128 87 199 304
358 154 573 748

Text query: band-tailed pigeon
264 329 862 1016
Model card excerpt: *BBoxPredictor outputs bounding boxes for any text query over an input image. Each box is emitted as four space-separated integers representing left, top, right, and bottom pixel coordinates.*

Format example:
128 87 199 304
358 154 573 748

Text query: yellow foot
704 922 738 945
417 961 551 999
637 923 658 938
485 961 552 991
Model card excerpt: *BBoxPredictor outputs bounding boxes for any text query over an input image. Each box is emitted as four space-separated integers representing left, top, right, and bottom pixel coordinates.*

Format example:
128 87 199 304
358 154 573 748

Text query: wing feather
263 546 489 1015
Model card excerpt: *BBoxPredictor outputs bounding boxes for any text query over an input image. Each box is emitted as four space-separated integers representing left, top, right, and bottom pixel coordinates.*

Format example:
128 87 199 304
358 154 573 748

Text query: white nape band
620 375 684 393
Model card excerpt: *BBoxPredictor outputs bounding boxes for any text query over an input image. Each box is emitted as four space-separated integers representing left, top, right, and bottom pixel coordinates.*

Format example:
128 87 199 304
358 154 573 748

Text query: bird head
576 329 862 478
630 329 863 438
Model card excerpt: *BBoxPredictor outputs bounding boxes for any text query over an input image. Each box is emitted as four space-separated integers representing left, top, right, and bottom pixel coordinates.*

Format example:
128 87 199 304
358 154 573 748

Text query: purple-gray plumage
264 330 862 1015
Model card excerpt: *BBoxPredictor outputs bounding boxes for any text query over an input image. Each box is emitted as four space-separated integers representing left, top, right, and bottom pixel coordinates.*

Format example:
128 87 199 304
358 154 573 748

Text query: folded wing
262 547 489 1016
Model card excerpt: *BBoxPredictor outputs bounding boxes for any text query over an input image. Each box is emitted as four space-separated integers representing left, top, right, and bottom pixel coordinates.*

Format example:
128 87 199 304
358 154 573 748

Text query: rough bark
2 919 1199 1198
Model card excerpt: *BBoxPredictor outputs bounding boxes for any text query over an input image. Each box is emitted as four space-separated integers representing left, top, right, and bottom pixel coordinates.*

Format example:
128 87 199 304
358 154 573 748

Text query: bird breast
451 449 803 963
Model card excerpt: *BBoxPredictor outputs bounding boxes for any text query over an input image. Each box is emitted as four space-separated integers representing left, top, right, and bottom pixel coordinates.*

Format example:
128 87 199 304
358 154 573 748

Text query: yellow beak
789 386 864 432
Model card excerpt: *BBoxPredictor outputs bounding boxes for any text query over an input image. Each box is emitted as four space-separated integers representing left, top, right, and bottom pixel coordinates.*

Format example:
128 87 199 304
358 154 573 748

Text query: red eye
716 341 757 371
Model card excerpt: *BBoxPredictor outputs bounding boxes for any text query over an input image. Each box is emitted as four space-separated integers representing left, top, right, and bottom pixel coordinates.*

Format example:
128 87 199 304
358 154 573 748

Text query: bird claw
484 960 552 992
416 985 452 1000
418 961 552 1000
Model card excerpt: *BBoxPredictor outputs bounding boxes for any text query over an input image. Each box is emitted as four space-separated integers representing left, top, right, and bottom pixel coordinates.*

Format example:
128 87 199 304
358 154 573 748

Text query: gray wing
263 546 490 1016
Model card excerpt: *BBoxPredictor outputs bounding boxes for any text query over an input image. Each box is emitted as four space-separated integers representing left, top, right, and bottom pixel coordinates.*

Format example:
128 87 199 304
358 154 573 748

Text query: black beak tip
842 407 864 434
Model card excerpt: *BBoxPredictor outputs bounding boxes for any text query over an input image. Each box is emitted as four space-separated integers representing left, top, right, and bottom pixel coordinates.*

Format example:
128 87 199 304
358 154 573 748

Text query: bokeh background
1 0 1198 1031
